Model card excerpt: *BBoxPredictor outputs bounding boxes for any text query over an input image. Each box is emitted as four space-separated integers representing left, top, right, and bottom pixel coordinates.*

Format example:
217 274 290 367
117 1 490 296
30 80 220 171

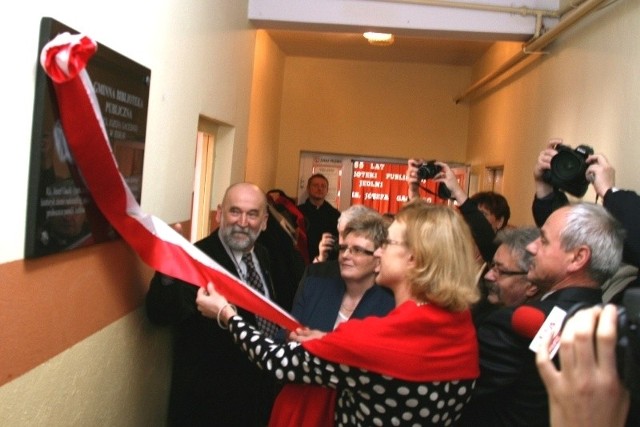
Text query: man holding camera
459 201 625 427
533 139 640 304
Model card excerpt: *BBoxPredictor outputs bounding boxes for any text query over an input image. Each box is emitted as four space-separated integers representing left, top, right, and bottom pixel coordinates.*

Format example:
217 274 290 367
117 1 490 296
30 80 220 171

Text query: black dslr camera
563 289 640 399
542 144 594 197
416 161 451 199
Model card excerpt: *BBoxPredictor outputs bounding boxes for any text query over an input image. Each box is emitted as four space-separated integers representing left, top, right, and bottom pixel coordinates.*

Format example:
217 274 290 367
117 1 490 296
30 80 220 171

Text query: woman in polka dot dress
197 200 481 426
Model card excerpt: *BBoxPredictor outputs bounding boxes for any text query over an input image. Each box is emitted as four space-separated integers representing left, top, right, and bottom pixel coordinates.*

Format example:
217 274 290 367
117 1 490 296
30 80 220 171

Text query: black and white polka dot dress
228 316 475 426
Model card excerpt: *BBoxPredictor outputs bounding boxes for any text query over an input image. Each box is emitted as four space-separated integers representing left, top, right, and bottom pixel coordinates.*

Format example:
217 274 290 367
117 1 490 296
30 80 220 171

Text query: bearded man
146 182 287 427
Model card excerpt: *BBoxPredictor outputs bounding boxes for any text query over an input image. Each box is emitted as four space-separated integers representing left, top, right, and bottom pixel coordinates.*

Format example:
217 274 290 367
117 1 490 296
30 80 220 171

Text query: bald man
146 182 288 427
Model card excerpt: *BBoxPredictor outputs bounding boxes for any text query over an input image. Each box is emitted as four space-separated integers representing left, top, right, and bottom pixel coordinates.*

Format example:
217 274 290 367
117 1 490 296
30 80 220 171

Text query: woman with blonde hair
197 200 480 426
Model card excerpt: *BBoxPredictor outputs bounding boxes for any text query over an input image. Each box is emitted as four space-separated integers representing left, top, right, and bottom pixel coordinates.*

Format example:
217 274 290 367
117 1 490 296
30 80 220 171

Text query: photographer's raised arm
587 155 640 272
534 141 560 199
406 158 422 201
435 162 467 205
532 141 569 227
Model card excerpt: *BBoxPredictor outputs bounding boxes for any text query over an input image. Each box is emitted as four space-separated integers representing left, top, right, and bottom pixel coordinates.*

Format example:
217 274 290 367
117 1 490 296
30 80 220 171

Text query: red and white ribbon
40 33 299 331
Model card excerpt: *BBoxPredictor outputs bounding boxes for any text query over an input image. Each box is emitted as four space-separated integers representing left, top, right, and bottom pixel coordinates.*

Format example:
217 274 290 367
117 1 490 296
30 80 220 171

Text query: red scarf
269 301 479 426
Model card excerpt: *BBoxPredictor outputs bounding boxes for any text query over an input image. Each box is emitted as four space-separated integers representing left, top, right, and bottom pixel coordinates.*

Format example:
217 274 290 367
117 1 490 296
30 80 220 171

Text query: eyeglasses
489 262 527 278
381 238 405 248
337 245 375 257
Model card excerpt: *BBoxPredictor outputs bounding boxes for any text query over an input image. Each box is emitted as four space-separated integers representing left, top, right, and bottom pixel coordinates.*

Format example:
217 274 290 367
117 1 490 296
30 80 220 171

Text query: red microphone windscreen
511 305 546 339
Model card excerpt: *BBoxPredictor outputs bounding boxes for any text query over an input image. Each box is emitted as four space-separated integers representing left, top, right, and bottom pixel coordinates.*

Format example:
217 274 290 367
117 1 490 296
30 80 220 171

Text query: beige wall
245 30 286 190
1 0 256 425
274 56 473 197
466 0 640 226
0 309 172 427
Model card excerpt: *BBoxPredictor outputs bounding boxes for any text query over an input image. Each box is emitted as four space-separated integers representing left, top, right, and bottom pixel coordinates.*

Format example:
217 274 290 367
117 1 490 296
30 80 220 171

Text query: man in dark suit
459 202 625 427
297 173 341 262
145 182 287 427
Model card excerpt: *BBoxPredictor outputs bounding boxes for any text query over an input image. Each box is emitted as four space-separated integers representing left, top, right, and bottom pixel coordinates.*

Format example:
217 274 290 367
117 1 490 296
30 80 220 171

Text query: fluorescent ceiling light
363 32 394 46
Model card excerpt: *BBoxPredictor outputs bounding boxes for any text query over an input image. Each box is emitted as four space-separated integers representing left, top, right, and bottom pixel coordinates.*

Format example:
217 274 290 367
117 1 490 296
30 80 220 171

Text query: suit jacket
291 275 395 332
145 230 284 427
459 286 603 427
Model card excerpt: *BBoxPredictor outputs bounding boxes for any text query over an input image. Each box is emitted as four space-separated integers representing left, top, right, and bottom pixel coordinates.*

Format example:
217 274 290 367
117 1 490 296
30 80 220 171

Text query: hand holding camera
407 159 454 200
585 153 616 198
536 303 632 427
534 140 561 181
536 139 596 198
316 232 338 263
406 159 423 201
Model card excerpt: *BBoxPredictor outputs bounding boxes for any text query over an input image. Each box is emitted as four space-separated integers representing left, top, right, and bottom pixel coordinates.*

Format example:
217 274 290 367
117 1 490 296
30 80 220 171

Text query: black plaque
25 17 151 258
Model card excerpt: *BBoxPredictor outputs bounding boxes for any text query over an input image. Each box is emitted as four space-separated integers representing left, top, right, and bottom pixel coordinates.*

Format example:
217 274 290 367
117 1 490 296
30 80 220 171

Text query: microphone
511 305 546 339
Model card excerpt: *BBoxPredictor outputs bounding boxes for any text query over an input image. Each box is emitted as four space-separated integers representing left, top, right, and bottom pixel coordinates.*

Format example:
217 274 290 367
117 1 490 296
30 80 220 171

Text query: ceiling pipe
453 0 611 103
375 0 561 18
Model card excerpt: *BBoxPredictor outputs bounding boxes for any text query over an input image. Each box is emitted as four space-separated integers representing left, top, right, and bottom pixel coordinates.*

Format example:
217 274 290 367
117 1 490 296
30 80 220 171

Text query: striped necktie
241 253 279 337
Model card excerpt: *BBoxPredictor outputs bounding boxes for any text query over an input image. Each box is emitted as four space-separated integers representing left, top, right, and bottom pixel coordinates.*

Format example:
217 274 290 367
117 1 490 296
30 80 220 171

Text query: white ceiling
248 0 564 66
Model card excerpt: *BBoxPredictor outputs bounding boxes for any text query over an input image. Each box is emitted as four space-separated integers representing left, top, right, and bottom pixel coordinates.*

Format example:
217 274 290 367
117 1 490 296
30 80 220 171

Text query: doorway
190 131 215 242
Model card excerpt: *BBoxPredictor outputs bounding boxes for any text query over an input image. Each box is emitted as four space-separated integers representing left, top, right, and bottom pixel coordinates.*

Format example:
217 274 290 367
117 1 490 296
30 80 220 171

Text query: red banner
351 160 456 214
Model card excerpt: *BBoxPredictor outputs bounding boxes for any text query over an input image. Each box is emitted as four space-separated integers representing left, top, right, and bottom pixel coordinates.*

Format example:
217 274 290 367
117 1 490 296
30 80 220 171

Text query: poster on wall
350 160 408 214
24 17 151 258
351 160 468 214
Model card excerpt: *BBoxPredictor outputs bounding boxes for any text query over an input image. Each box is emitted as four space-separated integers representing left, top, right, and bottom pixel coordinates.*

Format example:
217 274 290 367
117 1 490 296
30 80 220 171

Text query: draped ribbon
40 32 300 332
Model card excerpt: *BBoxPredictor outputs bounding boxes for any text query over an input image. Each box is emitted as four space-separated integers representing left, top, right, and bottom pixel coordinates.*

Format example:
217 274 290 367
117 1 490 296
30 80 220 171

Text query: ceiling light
363 32 394 46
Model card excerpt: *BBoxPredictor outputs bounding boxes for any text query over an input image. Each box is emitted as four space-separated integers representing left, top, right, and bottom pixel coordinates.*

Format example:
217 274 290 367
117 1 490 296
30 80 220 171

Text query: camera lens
543 144 594 197
551 151 583 181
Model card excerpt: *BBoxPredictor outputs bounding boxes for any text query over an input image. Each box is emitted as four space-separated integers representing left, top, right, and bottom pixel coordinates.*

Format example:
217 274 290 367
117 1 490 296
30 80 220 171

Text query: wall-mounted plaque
25 17 151 258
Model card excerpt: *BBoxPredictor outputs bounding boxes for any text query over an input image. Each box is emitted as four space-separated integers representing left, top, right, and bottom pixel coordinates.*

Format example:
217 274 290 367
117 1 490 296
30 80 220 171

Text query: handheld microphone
511 305 546 339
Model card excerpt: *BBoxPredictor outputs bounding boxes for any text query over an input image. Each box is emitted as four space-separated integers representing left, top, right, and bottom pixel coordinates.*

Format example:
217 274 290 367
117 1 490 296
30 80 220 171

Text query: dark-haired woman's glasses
337 245 375 257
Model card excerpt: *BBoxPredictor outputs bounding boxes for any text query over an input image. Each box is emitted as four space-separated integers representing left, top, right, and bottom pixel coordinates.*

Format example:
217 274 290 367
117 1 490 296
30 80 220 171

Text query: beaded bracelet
217 303 238 330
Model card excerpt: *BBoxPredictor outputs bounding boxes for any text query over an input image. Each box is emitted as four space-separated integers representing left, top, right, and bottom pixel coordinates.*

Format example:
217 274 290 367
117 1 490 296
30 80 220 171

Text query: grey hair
560 203 625 284
495 226 540 272
338 204 376 229
342 211 388 249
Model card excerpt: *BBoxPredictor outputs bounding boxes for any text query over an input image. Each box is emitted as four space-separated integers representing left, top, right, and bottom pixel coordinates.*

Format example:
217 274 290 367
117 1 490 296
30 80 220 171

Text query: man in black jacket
297 173 341 262
146 182 287 427
532 143 640 304
459 202 625 427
